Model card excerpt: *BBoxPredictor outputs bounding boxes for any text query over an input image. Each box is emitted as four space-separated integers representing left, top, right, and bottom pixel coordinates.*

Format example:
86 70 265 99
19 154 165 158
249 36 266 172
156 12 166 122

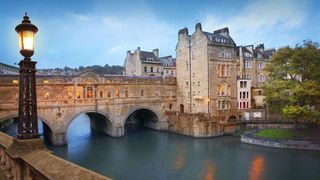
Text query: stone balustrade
0 132 111 179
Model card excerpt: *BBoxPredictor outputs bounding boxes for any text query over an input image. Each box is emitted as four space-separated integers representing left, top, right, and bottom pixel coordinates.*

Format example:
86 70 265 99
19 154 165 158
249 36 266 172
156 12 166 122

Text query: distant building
123 47 176 77
0 63 19 75
123 47 163 76
160 55 176 77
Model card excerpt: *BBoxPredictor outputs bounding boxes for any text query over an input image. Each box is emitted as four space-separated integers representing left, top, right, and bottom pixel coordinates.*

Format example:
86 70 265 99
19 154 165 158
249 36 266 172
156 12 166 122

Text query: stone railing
0 132 111 179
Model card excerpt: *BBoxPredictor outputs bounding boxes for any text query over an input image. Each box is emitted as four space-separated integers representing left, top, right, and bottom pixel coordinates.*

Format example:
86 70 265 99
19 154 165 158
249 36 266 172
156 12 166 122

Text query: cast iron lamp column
15 13 39 139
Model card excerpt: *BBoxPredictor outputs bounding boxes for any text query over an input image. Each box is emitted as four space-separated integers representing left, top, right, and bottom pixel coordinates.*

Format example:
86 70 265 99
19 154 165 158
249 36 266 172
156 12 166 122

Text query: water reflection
202 160 216 180
248 156 265 180
174 144 186 170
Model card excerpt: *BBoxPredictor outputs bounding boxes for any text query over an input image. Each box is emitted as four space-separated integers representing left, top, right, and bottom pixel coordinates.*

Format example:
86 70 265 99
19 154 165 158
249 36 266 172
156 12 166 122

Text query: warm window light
43 80 49 84
13 80 19 84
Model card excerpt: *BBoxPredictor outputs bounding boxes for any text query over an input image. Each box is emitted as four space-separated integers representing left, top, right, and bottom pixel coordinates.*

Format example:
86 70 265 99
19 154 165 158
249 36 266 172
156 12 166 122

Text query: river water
2 114 320 180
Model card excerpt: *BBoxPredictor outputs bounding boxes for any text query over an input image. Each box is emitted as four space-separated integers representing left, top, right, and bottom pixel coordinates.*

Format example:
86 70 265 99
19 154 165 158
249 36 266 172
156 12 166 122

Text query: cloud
202 0 307 47
34 11 177 68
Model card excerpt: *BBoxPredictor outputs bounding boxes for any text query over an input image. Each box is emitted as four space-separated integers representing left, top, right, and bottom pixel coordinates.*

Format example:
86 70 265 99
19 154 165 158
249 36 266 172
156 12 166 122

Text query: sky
0 0 319 69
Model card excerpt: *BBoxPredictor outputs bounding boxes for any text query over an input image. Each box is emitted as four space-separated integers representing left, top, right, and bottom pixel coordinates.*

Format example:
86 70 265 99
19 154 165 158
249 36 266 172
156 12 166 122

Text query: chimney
178 27 189 40
195 23 202 32
152 49 159 58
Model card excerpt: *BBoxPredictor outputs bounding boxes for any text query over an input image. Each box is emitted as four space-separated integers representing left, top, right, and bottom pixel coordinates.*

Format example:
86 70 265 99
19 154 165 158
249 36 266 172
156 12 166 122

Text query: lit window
43 80 49 84
12 80 18 84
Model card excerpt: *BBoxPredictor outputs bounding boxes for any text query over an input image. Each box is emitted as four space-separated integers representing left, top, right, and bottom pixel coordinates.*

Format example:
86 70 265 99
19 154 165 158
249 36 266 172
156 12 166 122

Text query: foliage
263 40 320 123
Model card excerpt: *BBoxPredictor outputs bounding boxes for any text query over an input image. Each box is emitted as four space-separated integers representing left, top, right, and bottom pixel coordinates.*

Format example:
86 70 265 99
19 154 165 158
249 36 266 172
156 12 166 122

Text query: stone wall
167 111 224 137
241 135 320 151
0 132 110 179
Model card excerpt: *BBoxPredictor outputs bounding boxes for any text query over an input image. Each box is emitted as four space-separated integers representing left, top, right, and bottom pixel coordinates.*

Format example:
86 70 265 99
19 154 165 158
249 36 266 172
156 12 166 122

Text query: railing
0 132 110 179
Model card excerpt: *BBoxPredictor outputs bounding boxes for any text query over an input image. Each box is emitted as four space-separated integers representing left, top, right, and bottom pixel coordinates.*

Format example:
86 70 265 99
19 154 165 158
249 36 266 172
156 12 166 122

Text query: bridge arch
0 113 56 144
65 110 116 141
122 106 162 130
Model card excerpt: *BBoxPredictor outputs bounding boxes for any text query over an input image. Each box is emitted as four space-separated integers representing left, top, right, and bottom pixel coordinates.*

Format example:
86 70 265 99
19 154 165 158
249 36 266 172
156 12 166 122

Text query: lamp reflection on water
248 156 265 180
202 160 216 180
174 144 185 170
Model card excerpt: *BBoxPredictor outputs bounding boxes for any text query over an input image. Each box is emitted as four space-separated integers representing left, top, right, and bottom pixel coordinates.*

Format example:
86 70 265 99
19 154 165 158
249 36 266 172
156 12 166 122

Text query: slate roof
140 51 161 63
203 31 236 46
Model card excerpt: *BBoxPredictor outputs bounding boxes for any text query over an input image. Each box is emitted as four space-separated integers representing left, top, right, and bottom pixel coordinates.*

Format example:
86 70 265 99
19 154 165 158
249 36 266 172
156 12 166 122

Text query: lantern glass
18 30 35 51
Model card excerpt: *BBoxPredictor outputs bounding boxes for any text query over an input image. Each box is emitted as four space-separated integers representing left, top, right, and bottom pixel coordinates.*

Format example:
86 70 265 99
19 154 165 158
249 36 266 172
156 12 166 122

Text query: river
2 114 320 180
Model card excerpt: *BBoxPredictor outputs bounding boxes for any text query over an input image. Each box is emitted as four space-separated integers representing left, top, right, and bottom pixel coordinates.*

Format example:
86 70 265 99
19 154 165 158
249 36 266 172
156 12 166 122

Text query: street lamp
15 13 39 139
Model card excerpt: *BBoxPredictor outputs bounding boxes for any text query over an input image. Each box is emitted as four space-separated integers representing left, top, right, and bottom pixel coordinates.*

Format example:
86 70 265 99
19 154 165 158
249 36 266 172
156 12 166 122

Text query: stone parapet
0 132 111 179
241 135 320 151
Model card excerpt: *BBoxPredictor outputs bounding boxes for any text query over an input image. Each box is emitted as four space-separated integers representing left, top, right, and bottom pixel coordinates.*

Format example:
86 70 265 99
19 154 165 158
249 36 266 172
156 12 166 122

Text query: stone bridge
0 72 177 145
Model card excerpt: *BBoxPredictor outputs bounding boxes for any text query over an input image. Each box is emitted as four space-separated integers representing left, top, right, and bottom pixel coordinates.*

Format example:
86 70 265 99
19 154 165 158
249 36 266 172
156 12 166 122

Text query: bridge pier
48 132 67 146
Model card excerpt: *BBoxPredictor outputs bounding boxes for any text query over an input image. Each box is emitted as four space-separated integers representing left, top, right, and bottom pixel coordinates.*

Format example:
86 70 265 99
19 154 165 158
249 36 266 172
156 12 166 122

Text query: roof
203 31 236 46
140 51 160 62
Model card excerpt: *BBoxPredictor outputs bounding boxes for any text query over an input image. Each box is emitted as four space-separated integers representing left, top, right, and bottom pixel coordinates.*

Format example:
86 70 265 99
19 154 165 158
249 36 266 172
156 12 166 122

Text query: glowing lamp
15 13 38 58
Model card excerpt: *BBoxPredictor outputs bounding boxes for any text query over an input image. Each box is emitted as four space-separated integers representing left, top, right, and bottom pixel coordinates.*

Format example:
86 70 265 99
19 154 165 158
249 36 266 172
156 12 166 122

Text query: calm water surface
3 115 320 180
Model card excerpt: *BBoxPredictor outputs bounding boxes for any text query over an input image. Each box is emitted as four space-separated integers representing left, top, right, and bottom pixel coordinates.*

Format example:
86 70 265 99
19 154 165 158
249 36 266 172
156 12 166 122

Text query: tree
263 40 320 129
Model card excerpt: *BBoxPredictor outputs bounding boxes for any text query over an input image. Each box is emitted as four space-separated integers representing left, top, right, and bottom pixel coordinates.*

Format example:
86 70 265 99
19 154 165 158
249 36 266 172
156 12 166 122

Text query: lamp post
15 13 39 139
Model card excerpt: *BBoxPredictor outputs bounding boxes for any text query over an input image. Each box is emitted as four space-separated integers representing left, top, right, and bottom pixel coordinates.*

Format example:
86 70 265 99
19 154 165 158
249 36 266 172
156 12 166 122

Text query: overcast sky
0 0 319 68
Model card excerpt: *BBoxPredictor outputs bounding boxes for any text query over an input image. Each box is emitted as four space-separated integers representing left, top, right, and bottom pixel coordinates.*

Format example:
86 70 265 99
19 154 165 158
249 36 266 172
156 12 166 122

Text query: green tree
263 41 320 129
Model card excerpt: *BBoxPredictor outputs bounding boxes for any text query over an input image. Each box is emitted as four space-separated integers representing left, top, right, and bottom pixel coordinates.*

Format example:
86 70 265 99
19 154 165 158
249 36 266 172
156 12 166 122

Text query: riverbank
241 128 320 151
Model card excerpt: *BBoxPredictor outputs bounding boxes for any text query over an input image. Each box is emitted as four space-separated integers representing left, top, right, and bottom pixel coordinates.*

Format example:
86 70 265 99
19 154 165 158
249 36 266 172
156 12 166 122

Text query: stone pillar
49 132 67 146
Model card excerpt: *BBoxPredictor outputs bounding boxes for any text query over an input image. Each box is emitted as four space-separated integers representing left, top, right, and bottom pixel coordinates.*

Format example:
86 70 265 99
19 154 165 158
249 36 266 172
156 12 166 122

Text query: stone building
175 23 276 125
160 55 176 77
176 23 238 123
236 44 275 108
123 47 176 77
123 47 163 76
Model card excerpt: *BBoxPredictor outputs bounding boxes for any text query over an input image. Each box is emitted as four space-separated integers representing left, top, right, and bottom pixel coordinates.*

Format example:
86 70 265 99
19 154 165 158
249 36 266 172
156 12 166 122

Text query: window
107 91 111 98
258 90 262 95
157 67 160 72
240 81 247 88
100 91 103 98
217 100 230 110
258 74 265 82
198 81 200 86
258 62 264 69
44 92 50 100
171 70 174 75
218 64 230 77
169 104 173 110
144 66 147 72
185 81 189 87
244 52 252 58
125 90 129 98
116 90 120 98
141 90 144 96
150 67 153 73
245 74 251 79
245 60 252 68
77 91 81 99
218 82 230 96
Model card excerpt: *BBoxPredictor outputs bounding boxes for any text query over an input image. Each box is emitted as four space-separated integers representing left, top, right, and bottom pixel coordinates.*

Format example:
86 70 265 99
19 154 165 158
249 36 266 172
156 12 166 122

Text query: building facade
175 23 275 123
123 47 176 77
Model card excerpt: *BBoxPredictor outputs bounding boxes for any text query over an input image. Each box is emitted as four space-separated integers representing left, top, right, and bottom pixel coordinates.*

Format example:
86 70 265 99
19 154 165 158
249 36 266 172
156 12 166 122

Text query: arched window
144 66 147 72
218 82 230 96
